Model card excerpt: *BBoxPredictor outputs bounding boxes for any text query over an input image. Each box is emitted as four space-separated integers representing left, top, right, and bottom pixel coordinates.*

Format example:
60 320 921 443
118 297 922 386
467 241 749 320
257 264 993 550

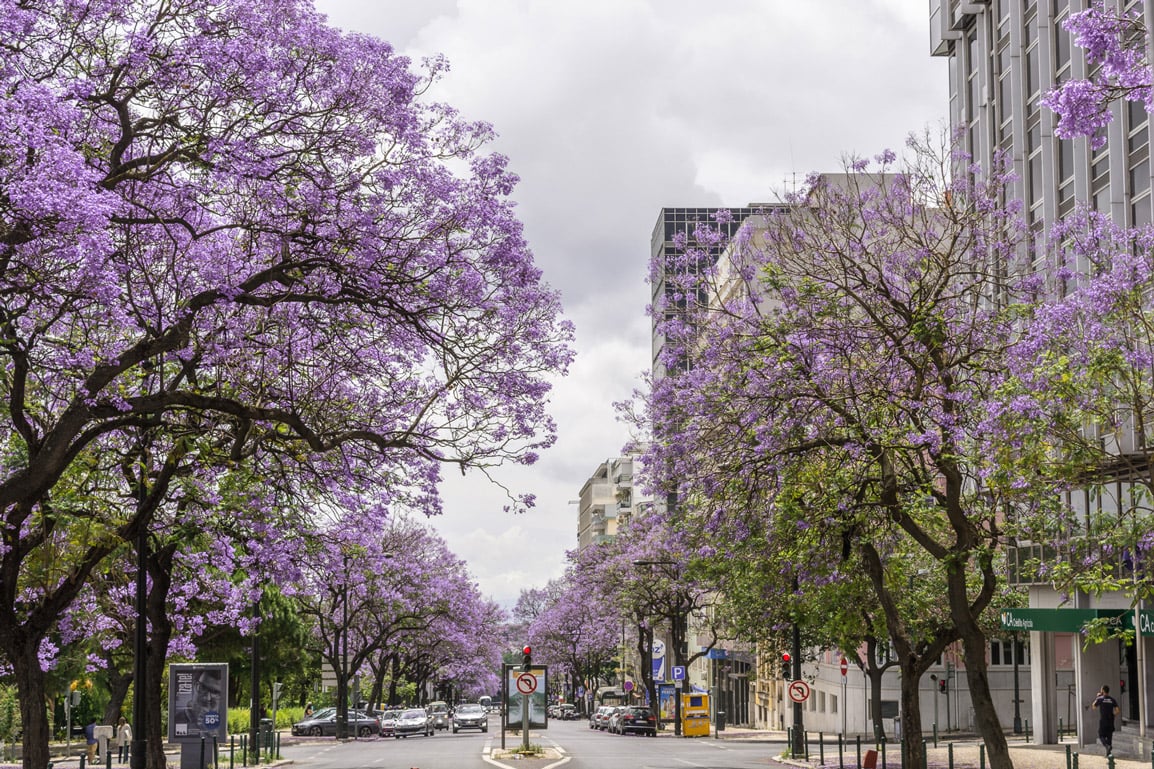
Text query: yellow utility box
681 693 711 737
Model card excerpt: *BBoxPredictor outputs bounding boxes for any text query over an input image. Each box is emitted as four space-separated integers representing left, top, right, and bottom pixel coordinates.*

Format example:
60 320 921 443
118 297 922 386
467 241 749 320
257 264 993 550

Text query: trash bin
716 711 726 732
259 718 273 749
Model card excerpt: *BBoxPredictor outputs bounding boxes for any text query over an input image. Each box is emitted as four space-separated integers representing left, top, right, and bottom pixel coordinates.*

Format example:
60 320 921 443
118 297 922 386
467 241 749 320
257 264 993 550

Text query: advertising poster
658 684 677 721
169 663 229 741
504 664 548 729
651 638 666 681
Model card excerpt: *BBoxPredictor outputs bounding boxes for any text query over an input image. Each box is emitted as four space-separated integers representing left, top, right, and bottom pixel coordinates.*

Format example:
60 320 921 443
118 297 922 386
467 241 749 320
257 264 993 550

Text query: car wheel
309 726 322 737
358 726 372 737
482 726 488 733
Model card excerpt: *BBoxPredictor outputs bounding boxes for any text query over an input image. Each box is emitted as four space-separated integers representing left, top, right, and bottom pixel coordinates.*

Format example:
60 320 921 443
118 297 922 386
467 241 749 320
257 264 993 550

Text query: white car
393 708 433 738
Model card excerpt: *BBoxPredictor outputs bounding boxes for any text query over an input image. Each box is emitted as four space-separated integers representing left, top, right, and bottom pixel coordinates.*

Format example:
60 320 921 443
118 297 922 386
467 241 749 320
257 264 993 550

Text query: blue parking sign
671 666 686 681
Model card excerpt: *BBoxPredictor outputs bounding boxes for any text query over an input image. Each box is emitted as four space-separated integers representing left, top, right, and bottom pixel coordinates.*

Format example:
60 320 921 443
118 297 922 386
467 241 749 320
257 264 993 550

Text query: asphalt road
278 716 789 769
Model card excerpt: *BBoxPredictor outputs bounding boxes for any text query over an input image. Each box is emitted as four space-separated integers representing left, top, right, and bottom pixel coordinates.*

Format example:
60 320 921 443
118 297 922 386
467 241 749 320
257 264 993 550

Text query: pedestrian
1091 684 1120 756
84 719 98 763
116 717 132 763
304 703 314 717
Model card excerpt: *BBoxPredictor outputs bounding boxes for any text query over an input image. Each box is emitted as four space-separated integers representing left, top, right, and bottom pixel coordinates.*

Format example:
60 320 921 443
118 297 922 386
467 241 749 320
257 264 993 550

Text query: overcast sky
312 0 950 610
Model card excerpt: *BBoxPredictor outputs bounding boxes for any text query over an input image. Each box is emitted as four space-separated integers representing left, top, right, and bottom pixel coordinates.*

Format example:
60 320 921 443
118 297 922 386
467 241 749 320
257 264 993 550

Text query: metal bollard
857 734 862 769
880 737 887 769
1109 755 1116 769
819 731 825 765
275 731 280 760
787 727 792 757
1073 751 1079 769
948 742 955 769
922 739 928 769
230 735 235 769
934 723 938 748
200 735 206 769
839 733 845 769
1066 743 1072 769
980 743 986 769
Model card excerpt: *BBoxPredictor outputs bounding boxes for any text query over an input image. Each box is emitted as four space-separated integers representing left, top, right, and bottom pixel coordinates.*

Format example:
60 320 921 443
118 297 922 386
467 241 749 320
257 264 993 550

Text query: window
990 638 1030 666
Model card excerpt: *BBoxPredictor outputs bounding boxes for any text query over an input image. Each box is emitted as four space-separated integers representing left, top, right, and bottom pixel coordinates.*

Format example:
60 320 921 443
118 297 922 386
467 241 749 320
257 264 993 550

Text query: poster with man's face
169 663 228 741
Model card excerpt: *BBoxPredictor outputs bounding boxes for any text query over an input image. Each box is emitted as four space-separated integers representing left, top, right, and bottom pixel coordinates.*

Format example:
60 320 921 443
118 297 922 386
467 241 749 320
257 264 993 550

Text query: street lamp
632 559 686 736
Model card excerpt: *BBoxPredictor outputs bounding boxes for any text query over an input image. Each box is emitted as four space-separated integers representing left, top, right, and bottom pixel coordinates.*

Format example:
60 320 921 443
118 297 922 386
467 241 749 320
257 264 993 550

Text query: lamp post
633 559 685 736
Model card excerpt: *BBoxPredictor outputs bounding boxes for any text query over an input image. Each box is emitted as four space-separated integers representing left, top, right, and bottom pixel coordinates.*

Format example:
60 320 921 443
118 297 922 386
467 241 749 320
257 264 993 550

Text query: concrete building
575 457 635 550
931 0 1154 756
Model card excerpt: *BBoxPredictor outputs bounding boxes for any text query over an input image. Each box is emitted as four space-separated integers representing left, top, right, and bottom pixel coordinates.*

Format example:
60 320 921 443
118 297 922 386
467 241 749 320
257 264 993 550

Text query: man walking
1092 685 1121 756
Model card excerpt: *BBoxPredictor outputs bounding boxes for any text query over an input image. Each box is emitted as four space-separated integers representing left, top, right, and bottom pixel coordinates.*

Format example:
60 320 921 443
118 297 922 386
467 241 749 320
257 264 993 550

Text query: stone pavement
707 727 1148 769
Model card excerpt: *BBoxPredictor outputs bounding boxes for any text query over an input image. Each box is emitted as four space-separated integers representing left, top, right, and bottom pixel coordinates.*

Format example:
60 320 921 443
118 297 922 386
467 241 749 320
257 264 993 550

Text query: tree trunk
103 655 133 726
960 620 1011 769
12 636 52 769
143 544 175 769
899 660 929 769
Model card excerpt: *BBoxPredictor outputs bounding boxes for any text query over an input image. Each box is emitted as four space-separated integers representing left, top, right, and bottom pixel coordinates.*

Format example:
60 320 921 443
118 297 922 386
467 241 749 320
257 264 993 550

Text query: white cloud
313 0 948 609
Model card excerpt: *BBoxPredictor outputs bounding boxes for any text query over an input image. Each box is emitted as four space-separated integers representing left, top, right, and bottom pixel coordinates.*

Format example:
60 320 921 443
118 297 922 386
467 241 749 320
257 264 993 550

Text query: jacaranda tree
629 132 1043 769
0 1 573 765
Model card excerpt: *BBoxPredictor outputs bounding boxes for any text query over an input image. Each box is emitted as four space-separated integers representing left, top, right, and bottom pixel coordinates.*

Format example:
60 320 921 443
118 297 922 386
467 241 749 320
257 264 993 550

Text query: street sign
623 681 634 692
516 673 538 695
840 658 848 676
788 680 811 703
671 666 686 681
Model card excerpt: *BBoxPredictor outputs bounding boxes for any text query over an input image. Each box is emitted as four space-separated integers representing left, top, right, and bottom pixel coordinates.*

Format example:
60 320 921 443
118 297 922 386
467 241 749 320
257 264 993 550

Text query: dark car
451 703 488 733
612 706 657 736
291 707 381 737
394 708 434 738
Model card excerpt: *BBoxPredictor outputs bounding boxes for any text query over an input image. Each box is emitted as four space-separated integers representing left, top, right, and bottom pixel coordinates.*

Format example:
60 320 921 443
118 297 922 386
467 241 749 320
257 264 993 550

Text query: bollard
839 733 845 769
240 734 247 767
106 747 112 769
200 735 207 769
934 723 938 748
820 731 825 765
1109 755 1116 769
857 734 862 769
80 756 86 769
230 735 235 769
275 731 281 760
980 743 986 769
922 739 928 769
880 737 887 769
1074 751 1079 769
1066 743 1072 769
787 727 792 756
805 729 811 761
948 742 955 769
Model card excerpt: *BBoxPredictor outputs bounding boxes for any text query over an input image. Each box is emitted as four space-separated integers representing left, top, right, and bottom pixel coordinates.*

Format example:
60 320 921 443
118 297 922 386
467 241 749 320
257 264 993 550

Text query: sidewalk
706 727 1148 769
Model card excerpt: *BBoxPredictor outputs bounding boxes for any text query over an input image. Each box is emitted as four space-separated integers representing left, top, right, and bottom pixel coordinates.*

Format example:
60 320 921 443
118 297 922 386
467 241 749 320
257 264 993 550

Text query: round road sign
840 658 848 676
516 672 538 695
788 680 811 703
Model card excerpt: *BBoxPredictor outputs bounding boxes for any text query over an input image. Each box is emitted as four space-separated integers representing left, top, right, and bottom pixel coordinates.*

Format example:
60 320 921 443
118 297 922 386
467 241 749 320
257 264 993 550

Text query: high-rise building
931 0 1153 231
575 457 635 550
932 0 1154 752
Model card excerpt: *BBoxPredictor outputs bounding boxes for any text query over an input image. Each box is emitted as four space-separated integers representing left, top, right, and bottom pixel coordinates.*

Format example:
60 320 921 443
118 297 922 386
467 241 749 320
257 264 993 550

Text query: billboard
504 664 548 729
169 663 228 742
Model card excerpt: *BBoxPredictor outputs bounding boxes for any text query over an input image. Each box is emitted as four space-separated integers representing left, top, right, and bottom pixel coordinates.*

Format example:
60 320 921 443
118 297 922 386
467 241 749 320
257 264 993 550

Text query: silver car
393 708 433 738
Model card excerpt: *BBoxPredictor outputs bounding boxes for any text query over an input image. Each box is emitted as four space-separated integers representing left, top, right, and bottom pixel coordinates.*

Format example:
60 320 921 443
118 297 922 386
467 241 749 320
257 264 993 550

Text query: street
278 717 787 769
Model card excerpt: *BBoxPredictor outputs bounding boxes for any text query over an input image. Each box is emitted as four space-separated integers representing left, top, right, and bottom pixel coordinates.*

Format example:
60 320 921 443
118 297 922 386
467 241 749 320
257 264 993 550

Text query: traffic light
938 678 947 694
522 645 532 671
781 652 792 681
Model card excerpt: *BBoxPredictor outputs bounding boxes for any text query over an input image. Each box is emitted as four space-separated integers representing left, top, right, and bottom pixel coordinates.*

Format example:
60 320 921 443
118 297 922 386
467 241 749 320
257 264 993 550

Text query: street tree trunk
12 634 51 769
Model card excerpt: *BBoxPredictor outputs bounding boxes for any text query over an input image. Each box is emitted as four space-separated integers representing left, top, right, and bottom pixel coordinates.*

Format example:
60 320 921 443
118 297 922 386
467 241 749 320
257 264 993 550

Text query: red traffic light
523 645 532 655
782 652 791 662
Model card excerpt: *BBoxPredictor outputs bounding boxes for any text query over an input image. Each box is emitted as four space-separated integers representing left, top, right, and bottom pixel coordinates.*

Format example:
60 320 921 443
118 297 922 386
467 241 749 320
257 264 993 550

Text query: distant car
377 710 401 737
291 708 380 737
612 706 657 736
557 704 578 720
427 701 451 731
394 708 433 738
452 703 488 733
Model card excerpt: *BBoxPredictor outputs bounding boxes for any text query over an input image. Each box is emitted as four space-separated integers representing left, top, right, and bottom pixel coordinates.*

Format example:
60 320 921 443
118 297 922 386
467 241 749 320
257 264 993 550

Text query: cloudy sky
312 0 949 610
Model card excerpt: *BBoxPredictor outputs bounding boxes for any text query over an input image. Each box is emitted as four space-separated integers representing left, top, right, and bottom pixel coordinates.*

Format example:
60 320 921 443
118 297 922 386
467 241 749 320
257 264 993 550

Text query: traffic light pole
791 615 803 756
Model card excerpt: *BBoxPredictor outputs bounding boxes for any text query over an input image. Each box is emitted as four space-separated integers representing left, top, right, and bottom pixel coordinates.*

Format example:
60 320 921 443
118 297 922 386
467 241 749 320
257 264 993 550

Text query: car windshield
457 705 484 714
401 709 425 719
307 707 335 720
382 711 400 719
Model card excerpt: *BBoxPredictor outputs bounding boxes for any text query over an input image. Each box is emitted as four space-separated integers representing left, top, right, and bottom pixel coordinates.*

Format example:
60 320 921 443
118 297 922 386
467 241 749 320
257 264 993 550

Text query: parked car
611 706 657 736
377 710 401 737
394 708 434 738
426 700 451 731
291 708 381 737
451 703 488 733
557 704 578 720
593 705 618 731
589 705 611 730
